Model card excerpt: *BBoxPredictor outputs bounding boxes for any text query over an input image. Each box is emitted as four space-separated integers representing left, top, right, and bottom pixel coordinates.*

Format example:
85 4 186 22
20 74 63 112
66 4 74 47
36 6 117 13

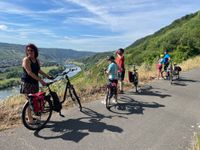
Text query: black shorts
118 71 125 81
164 63 169 71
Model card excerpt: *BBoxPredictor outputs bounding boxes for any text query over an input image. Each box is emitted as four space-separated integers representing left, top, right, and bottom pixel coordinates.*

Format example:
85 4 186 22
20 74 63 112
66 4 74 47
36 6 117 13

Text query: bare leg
25 95 33 123
119 81 123 92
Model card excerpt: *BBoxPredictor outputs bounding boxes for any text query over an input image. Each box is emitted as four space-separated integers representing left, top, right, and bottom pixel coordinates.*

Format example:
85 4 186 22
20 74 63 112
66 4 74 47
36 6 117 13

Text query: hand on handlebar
40 80 47 86
47 75 54 80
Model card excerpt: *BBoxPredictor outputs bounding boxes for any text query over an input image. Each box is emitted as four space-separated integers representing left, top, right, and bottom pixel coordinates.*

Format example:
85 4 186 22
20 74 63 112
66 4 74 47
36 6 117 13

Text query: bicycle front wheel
69 87 82 111
21 99 52 130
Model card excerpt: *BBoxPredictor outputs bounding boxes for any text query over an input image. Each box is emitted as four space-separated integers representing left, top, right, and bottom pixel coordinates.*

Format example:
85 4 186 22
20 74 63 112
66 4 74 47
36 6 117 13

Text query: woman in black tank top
20 43 53 124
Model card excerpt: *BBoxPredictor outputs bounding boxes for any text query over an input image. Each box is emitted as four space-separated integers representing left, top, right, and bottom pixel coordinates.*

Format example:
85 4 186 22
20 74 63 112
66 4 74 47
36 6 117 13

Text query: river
0 65 81 101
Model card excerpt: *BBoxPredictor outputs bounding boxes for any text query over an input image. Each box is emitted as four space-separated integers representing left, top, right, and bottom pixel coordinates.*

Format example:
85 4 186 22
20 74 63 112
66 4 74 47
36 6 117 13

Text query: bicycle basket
50 91 62 112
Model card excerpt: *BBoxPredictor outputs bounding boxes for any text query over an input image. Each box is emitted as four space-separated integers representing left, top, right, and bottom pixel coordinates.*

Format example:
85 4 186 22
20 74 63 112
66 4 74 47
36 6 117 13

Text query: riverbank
0 65 66 101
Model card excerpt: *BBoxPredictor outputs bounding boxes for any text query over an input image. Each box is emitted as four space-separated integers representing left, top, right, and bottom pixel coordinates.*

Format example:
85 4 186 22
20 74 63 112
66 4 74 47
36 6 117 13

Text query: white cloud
0 24 8 31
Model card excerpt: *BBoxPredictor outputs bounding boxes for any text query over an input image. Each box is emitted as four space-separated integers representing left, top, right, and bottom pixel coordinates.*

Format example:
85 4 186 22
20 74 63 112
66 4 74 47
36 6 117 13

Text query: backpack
174 66 182 72
50 91 62 112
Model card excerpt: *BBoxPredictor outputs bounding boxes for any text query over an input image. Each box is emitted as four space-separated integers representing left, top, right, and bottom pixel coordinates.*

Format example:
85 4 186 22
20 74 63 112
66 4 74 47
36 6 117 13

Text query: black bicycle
21 68 82 130
105 80 118 109
161 62 180 84
128 65 139 92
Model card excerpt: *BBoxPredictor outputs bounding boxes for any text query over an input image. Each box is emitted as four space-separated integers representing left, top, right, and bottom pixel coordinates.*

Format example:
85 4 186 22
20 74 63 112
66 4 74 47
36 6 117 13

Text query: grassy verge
192 133 200 150
197 135 200 150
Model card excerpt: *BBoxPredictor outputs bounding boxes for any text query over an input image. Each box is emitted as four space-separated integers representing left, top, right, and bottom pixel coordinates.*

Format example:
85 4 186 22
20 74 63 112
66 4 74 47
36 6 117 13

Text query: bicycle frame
46 68 82 112
128 65 138 92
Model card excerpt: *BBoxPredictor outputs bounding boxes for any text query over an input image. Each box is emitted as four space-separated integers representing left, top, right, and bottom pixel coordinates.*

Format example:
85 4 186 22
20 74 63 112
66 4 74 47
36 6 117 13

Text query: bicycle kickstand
59 111 65 117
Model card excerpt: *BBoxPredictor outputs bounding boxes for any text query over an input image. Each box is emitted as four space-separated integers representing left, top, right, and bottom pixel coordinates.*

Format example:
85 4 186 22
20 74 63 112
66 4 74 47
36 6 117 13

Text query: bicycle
128 65 139 92
21 68 82 130
161 62 180 84
105 80 118 109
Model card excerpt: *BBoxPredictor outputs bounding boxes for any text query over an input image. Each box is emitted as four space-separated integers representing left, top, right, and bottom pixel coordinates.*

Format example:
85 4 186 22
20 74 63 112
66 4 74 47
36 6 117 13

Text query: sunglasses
27 48 34 52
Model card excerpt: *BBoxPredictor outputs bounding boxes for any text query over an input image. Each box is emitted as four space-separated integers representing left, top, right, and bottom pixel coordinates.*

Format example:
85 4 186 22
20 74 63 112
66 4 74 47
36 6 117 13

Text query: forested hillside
125 11 200 65
0 42 95 67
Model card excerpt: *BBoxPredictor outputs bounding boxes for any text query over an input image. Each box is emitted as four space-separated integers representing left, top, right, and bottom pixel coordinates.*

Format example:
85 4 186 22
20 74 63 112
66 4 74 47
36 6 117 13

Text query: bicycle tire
169 64 173 84
105 89 111 109
133 75 138 92
21 99 52 130
69 87 82 111
134 82 138 92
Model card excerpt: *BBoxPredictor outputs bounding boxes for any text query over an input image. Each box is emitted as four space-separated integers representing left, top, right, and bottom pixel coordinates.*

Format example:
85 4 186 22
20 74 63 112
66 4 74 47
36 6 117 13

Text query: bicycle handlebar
45 68 77 87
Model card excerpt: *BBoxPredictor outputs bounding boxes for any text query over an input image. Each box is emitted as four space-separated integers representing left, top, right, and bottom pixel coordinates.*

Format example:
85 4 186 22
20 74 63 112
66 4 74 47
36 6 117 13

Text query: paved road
1 68 200 150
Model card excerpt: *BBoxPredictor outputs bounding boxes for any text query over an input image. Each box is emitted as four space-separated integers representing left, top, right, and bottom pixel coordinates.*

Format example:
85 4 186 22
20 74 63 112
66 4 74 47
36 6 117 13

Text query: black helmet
116 48 124 54
119 48 124 53
107 55 115 61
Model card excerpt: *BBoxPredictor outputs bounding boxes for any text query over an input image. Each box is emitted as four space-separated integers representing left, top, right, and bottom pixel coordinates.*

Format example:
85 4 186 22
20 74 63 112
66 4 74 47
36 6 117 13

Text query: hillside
0 42 95 68
72 10 200 91
125 11 200 65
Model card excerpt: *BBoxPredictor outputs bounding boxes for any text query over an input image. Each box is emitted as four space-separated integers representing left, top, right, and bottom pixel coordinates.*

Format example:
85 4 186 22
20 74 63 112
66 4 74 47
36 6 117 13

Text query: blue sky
0 0 200 52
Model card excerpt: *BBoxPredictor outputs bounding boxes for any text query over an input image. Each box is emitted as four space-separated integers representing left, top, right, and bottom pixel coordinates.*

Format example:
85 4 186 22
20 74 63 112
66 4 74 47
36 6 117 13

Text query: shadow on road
108 95 165 115
34 107 123 142
171 77 199 86
130 85 171 98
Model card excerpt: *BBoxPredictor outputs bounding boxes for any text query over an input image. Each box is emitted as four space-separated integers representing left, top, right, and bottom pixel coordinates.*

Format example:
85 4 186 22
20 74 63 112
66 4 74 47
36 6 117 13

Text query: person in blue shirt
101 56 118 104
163 50 171 71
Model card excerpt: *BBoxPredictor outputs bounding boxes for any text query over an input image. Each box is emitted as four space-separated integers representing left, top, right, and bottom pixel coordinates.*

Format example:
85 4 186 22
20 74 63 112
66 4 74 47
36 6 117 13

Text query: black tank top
21 58 40 84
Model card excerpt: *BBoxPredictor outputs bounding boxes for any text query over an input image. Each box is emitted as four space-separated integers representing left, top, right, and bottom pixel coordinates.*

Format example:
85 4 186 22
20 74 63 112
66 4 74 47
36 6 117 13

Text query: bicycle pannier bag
128 71 133 82
51 91 62 112
28 92 45 113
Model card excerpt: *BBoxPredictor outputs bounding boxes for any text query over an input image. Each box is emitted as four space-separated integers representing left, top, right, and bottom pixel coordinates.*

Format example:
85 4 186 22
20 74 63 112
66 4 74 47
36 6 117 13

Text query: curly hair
25 43 38 58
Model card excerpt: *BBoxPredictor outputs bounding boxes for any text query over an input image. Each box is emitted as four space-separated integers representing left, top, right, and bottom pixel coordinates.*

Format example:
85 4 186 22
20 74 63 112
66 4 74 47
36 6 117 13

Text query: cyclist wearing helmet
101 56 118 104
115 48 125 94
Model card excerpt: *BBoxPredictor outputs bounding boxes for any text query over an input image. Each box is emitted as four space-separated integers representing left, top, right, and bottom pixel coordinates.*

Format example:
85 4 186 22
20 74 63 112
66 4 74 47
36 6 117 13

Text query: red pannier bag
28 92 46 113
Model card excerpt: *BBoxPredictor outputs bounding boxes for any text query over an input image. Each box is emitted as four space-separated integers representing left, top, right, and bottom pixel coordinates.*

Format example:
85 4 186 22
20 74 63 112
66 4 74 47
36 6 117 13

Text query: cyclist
115 48 125 94
163 50 171 79
101 56 118 104
20 43 53 124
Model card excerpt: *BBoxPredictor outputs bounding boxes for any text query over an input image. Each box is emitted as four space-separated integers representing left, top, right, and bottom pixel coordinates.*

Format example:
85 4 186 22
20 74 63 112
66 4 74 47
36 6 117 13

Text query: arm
37 59 53 79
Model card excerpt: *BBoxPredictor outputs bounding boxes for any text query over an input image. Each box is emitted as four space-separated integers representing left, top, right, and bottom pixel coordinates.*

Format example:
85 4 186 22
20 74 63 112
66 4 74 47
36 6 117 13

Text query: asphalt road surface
1 68 200 150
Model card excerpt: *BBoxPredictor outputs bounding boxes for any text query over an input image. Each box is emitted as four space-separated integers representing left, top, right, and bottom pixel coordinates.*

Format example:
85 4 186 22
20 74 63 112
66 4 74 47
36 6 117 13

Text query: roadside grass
0 56 200 131
198 135 200 150
180 56 200 71
192 133 200 150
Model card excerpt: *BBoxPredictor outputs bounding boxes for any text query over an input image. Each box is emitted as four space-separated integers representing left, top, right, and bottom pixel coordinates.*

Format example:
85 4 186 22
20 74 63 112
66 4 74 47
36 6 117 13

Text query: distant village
0 59 21 72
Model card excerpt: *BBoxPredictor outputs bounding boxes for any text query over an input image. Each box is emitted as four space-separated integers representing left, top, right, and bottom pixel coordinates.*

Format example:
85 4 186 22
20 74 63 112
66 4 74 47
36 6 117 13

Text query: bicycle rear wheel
133 75 138 92
21 99 52 130
69 86 82 111
105 89 111 109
